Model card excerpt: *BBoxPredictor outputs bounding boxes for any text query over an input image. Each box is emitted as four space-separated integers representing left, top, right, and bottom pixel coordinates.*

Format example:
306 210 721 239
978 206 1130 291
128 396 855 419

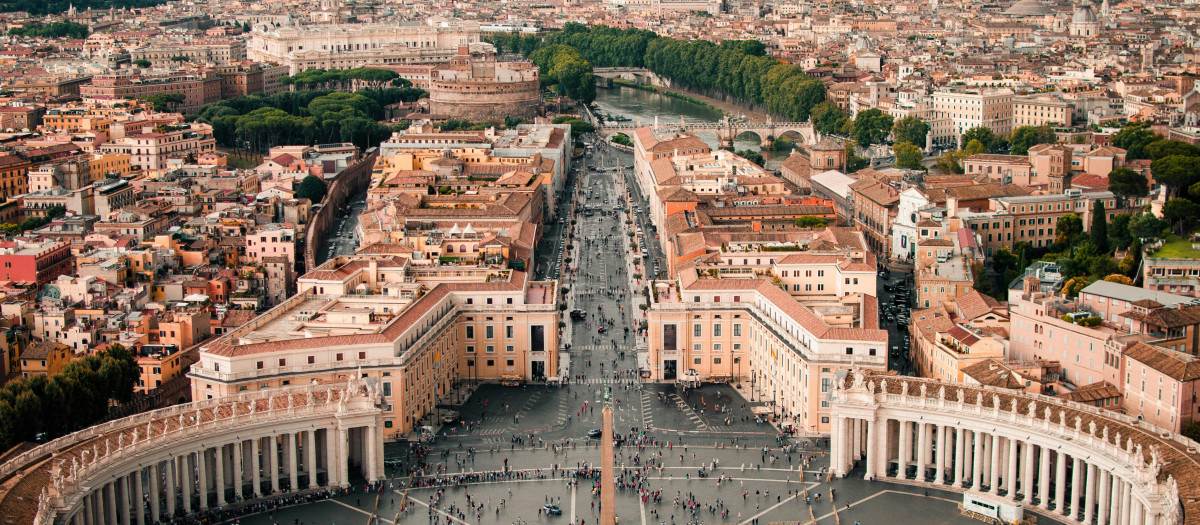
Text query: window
506 359 514 366
358 352 366 359
714 358 722 364
486 326 494 339
506 326 514 338
256 361 264 369
506 345 515 353
714 324 722 337
466 345 475 353
733 324 742 337
278 358 286 366
486 359 494 366
694 358 702 364
487 345 495 353
307 355 315 364
845 347 853 355
663 324 677 351
693 324 702 337
466 326 475 339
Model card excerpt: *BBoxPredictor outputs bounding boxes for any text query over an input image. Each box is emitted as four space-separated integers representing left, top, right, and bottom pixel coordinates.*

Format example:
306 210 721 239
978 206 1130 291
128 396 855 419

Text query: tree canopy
794 216 827 228
1112 123 1163 160
1107 167 1149 201
8 21 88 39
297 175 327 203
811 102 849 136
961 126 1002 153
892 116 929 147
281 67 405 91
0 344 139 451
894 142 924 170
529 45 596 104
1009 125 1057 156
851 108 893 147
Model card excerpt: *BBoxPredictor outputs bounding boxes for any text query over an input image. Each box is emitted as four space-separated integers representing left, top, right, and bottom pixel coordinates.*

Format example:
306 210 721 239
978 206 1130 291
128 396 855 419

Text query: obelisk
601 397 616 525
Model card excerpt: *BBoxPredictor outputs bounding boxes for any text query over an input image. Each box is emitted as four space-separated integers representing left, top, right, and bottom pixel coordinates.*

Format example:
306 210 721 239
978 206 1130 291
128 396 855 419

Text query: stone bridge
0 381 384 525
592 67 667 87
600 118 817 148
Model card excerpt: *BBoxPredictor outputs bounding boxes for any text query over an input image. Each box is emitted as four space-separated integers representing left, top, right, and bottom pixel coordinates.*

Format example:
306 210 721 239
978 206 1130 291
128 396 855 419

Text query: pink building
1008 277 1123 389
1076 280 1193 327
246 225 297 266
1122 342 1200 433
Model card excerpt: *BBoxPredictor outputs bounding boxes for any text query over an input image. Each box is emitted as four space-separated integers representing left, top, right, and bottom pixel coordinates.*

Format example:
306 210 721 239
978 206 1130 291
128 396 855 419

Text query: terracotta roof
1064 381 1122 404
1123 342 1200 381
961 359 1025 389
956 290 1002 321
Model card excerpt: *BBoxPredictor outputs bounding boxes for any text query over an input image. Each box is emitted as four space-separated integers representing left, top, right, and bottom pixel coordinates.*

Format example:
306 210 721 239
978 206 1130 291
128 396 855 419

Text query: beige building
931 89 1014 146
645 259 887 434
248 21 482 75
1012 94 1074 127
189 256 559 436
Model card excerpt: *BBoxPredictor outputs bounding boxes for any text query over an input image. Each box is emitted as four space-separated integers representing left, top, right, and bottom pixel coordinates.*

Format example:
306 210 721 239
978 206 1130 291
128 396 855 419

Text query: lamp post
750 370 755 401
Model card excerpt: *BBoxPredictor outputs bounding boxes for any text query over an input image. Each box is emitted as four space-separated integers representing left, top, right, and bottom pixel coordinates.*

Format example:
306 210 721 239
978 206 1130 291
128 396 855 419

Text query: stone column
105 481 118 525
864 417 877 480
954 428 965 487
1122 480 1134 525
165 456 177 517
1130 497 1143 525
936 425 948 484
232 439 244 500
988 434 1001 493
289 433 300 489
308 430 319 488
916 422 928 481
252 437 263 496
896 420 909 479
1021 441 1035 499
1054 451 1067 514
269 436 280 493
1004 438 1018 495
1113 474 1123 522
117 476 129 525
1070 456 1083 519
971 431 983 489
198 448 209 510
148 462 160 521
134 467 145 525
325 429 339 487
338 427 350 487
1097 469 1110 525
215 443 227 506
1035 445 1049 507
1084 462 1097 524
181 454 192 514
829 416 842 477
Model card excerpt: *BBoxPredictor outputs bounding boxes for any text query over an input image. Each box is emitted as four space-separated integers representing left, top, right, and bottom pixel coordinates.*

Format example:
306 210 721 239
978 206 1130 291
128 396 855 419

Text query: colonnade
11 382 386 525
830 373 1187 525
63 427 380 525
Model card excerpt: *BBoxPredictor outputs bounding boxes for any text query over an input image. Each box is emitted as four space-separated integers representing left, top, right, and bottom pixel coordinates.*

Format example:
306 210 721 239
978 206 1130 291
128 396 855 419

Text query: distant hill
0 0 171 17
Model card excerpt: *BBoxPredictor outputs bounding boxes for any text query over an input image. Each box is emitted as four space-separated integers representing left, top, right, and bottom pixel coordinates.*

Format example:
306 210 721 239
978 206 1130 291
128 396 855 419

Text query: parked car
588 428 602 438
543 504 563 516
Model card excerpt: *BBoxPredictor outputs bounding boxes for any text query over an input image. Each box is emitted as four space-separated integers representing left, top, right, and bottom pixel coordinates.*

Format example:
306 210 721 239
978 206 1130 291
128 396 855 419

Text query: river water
591 85 791 169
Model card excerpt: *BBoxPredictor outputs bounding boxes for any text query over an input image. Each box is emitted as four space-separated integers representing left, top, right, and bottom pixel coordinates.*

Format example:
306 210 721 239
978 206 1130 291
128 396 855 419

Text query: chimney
946 196 958 218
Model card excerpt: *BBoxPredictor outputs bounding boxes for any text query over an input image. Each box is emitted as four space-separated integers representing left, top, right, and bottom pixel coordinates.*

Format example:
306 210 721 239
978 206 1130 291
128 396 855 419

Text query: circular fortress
426 45 540 121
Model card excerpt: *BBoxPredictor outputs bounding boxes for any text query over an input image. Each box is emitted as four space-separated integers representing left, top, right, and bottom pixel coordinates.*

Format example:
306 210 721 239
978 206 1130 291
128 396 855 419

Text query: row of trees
0 345 140 451
194 87 424 152
8 21 88 39
494 24 827 121
281 68 407 91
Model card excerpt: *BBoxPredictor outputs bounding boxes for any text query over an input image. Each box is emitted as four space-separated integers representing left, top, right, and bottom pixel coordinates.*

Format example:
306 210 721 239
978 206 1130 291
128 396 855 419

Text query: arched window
445 245 453 253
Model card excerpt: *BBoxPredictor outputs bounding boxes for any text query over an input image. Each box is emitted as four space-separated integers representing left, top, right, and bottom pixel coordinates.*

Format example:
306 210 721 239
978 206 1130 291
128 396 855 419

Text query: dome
1004 0 1051 16
1071 5 1099 24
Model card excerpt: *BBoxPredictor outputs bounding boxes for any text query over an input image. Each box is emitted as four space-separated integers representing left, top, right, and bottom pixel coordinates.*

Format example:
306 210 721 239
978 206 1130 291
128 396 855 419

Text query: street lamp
750 370 755 401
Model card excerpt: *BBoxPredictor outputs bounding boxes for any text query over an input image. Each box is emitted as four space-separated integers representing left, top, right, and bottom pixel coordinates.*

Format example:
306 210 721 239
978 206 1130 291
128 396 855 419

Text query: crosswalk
569 344 635 352
572 377 636 384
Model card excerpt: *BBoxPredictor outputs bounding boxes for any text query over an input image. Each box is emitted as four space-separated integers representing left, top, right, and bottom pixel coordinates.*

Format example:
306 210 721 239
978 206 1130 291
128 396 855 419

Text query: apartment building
1012 94 1074 127
0 154 30 200
931 89 1014 146
0 239 73 285
246 224 297 266
130 41 247 68
849 171 899 255
81 73 222 114
189 256 559 435
100 124 217 174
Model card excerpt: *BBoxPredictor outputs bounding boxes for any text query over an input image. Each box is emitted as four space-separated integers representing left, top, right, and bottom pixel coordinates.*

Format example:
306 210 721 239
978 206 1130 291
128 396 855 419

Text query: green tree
811 102 848 136
794 216 827 228
891 116 929 147
964 139 986 157
297 175 327 203
851 108 894 147
1108 213 1133 251
736 149 764 166
1090 200 1109 254
1107 167 1149 202
8 21 88 39
1112 123 1162 160
47 205 66 219
133 59 151 68
961 126 999 153
1163 198 1200 235
170 55 190 63
1009 125 1057 155
1152 155 1200 199
1055 213 1084 245
935 149 966 174
1145 139 1200 160
1128 213 1167 241
844 140 868 172
140 93 186 113
612 133 633 147
894 142 924 170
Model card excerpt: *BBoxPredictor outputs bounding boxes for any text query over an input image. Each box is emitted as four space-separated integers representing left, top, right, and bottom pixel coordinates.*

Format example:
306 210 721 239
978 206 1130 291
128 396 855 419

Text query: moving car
588 428 602 438
570 309 586 319
543 504 563 516
442 411 459 424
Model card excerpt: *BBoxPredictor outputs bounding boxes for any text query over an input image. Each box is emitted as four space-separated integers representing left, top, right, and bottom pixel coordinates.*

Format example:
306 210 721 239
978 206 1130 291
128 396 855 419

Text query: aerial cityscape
0 0 1195 524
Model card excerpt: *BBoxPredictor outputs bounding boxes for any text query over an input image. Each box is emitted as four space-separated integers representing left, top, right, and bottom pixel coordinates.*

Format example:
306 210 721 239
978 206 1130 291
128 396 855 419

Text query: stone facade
426 46 540 121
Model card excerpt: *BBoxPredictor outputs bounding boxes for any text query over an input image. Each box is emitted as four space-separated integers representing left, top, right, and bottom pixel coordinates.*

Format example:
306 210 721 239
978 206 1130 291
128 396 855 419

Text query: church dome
1071 5 1099 24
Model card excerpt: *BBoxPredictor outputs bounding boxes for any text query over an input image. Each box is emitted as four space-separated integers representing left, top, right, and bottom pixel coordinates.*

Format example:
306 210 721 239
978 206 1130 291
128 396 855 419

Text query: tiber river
590 84 792 169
